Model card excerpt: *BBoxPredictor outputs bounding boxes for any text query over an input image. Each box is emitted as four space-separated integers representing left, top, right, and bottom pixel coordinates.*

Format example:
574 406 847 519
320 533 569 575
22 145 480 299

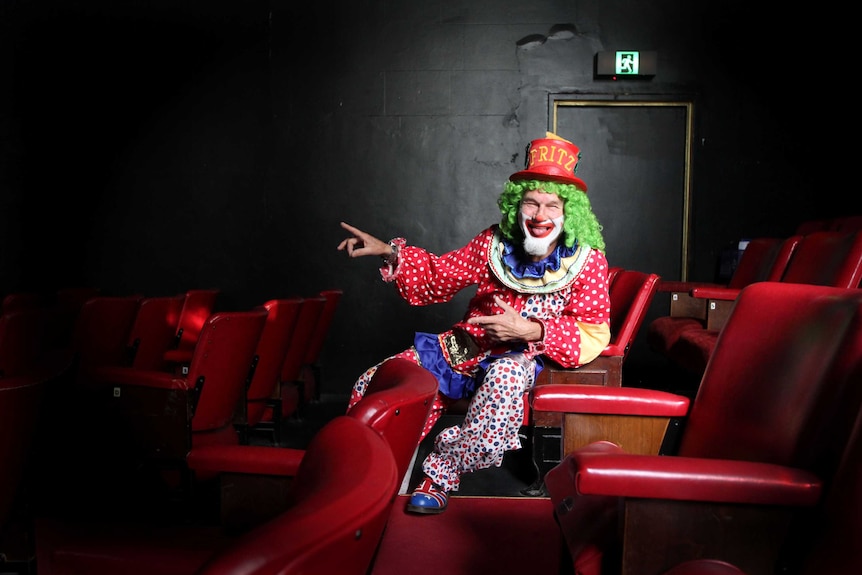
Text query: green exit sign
595 51 657 79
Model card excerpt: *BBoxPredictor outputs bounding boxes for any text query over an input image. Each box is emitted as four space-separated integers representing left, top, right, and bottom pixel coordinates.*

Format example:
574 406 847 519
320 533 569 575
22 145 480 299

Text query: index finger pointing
340 221 363 235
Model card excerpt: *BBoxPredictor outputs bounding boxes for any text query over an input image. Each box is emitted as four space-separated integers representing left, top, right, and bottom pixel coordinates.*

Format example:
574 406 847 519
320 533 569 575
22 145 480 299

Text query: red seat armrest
657 281 721 293
92 366 189 390
531 384 690 417
690 286 742 301
570 451 822 506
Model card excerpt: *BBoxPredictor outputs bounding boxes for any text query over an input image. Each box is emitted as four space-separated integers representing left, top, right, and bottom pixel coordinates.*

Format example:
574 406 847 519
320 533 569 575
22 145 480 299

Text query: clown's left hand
467 295 542 344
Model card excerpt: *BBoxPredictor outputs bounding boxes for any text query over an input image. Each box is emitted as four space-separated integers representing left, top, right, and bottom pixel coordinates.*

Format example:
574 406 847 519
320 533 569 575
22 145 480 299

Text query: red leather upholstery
162 289 220 367
604 269 660 358
532 384 689 417
69 295 144 380
524 269 661 495
660 230 862 376
264 295 325 422
34 415 399 575
545 283 862 575
535 268 661 389
240 298 302 437
1 292 47 313
658 404 862 575
299 288 342 402
779 230 862 288
347 358 438 483
831 214 862 233
187 357 437 491
77 295 184 384
93 309 267 461
125 295 185 370
647 236 799 358
182 357 434 538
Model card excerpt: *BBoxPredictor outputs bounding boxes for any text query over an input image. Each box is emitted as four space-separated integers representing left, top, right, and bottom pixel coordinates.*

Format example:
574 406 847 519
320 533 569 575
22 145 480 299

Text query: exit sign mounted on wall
595 51 657 79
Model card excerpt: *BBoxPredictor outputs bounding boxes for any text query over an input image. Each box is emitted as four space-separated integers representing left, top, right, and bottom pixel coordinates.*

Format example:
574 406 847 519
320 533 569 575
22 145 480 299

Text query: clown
337 132 610 514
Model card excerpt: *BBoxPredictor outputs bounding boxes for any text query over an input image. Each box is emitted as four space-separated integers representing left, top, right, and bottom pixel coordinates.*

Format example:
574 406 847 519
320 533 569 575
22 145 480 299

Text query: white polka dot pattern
381 226 610 368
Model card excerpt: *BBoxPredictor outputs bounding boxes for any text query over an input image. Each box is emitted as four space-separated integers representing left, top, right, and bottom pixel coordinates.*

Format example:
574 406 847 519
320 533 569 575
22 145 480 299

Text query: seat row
536 282 862 574
67 288 343 453
33 359 439 575
647 228 862 376
794 213 862 235
2 287 345 572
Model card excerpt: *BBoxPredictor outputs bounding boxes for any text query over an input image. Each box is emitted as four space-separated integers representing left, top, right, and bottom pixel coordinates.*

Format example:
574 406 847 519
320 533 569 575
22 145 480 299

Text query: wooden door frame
549 95 694 280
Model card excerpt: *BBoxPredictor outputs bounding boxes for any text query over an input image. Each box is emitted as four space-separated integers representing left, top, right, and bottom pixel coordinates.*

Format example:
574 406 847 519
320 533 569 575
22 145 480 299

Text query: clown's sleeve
380 228 494 306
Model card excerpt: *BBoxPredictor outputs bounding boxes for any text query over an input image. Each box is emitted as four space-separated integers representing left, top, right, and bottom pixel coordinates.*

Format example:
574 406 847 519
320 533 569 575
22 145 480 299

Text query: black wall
1 1 856 398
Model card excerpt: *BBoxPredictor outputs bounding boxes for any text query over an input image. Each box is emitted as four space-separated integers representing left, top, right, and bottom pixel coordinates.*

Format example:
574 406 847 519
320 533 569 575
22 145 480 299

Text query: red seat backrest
678 283 860 467
1 292 46 313
780 230 862 288
170 289 220 355
302 289 342 366
797 407 862 574
727 236 800 288
279 296 325 383
347 358 438 484
196 416 398 575
831 214 862 234
244 298 303 426
187 309 267 439
603 269 660 357
71 295 143 374
127 295 185 370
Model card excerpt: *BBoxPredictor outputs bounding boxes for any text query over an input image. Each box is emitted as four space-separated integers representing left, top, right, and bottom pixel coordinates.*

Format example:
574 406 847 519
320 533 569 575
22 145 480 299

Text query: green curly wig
498 179 605 253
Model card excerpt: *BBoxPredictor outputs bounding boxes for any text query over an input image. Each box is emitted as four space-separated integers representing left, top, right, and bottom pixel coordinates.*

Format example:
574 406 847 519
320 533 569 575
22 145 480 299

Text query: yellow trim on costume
578 321 611 365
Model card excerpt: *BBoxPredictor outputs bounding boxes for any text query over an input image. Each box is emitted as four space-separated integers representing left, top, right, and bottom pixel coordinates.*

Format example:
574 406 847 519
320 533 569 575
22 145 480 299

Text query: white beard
520 213 564 257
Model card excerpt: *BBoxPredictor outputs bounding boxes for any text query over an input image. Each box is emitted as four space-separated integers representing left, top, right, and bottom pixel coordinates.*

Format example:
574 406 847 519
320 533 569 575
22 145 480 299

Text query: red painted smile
526 220 555 238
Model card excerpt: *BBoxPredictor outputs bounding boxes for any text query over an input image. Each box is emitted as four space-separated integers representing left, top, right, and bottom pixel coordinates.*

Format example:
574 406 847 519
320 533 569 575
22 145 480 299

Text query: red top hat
509 132 587 191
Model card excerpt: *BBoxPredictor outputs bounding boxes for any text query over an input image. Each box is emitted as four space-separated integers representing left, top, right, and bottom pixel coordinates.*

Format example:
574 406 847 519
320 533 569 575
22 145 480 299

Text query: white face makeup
519 211 564 257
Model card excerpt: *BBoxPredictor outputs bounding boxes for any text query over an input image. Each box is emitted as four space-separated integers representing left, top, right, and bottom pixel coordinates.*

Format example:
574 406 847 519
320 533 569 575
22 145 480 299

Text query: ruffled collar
500 239 578 279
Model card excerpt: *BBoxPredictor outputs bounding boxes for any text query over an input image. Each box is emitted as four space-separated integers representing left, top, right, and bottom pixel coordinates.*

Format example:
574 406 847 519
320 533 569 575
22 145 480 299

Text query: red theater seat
658 400 862 575
298 288 342 403
92 308 266 468
526 268 660 494
162 289 220 372
535 268 659 391
124 295 186 370
69 295 144 382
646 236 799 362
34 415 399 575
234 298 302 444
258 295 326 428
185 357 437 529
667 230 862 375
543 283 862 575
